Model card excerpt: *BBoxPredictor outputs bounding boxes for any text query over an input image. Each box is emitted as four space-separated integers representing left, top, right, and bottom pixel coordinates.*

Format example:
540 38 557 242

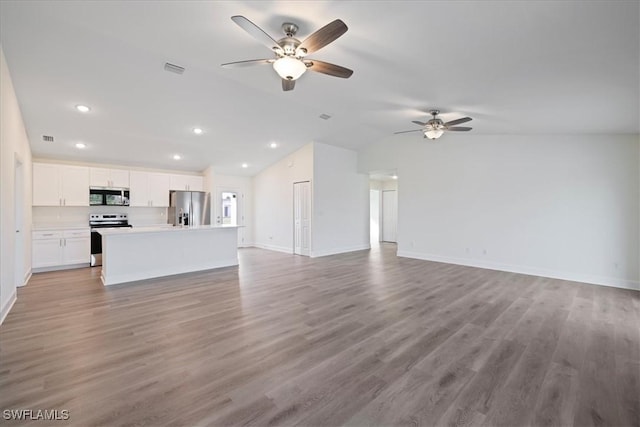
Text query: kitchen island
97 225 239 286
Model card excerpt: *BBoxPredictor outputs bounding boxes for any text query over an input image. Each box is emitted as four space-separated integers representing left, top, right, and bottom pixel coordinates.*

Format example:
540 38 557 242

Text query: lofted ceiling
0 1 638 175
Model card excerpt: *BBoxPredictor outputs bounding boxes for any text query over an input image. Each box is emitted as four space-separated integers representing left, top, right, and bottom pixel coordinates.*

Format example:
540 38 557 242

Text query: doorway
215 189 244 246
293 181 311 256
14 156 25 287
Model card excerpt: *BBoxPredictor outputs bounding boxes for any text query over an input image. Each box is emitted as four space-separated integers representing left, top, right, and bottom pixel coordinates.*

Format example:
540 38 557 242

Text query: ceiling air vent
319 114 331 120
42 135 54 142
164 62 185 75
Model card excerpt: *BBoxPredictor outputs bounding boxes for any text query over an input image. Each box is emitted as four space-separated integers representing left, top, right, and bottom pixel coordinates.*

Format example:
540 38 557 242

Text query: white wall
359 133 640 290
1 46 33 323
253 143 313 253
312 143 369 257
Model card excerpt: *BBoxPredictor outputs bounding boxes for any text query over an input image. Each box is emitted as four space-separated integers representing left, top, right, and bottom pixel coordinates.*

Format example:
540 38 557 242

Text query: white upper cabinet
129 171 170 207
169 174 204 192
147 173 171 207
33 162 201 208
33 163 61 206
129 171 148 207
33 163 89 206
90 167 129 188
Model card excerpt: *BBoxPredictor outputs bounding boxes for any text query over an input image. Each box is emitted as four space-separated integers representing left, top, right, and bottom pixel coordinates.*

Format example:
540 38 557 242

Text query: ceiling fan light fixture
424 128 444 140
273 56 307 80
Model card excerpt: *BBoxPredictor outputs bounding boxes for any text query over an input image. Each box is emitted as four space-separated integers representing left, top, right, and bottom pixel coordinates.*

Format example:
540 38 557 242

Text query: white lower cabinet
32 229 90 270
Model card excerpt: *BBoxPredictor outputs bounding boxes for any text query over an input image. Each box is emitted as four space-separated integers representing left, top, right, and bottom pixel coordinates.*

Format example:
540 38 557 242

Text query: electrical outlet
482 249 487 255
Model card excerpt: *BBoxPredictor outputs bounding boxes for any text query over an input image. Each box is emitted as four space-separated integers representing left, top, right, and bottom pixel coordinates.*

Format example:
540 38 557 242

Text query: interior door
215 188 243 246
14 157 24 286
381 190 397 243
294 181 311 256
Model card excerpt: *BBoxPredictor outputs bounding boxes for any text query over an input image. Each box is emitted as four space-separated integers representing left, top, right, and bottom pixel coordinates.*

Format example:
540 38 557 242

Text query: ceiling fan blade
444 117 472 127
231 16 283 55
297 19 348 55
446 126 472 132
411 120 427 126
394 129 423 134
305 60 353 78
221 59 273 68
282 79 295 91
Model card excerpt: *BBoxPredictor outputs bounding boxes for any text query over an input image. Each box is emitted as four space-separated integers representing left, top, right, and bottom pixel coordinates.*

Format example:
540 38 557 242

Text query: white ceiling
1 1 638 175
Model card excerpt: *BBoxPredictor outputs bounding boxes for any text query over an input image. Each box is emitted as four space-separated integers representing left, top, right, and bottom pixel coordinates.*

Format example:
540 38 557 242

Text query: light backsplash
33 206 168 228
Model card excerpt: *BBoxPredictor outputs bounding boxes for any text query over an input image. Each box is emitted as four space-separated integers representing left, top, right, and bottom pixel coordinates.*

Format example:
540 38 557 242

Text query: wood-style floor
1 244 638 427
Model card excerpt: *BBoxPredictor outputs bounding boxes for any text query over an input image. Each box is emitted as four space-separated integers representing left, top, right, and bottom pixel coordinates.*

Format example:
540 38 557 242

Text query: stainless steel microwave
89 188 130 206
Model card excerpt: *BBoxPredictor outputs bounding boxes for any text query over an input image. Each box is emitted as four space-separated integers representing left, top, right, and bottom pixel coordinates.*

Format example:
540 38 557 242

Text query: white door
14 157 24 286
293 181 311 256
381 190 397 242
215 188 243 246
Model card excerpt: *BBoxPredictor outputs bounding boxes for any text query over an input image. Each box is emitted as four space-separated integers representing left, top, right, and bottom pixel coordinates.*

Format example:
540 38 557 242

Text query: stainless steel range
90 213 131 266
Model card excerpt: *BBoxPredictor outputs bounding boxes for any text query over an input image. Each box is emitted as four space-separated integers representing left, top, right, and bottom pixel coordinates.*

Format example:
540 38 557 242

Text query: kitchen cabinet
90 167 129 188
32 229 90 270
169 174 204 192
33 163 89 206
129 171 170 207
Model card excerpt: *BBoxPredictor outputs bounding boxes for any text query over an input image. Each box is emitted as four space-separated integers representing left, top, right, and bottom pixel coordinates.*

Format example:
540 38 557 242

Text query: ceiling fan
395 110 473 139
221 16 353 91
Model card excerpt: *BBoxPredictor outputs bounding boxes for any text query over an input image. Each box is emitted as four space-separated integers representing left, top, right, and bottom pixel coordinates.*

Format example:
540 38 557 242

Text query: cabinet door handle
42 233 54 236
64 238 67 246
63 198 66 206
59 239 62 247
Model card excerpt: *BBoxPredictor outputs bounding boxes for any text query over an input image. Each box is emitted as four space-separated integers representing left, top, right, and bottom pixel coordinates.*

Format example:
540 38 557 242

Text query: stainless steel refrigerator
168 191 211 226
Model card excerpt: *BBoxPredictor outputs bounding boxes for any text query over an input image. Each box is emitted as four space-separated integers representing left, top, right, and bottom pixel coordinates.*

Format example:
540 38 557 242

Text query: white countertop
97 225 241 236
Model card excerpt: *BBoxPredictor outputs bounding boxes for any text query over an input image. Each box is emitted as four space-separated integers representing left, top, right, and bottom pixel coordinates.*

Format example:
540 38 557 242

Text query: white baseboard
311 244 371 258
397 250 640 291
253 243 293 254
32 263 90 274
19 269 32 287
0 290 17 326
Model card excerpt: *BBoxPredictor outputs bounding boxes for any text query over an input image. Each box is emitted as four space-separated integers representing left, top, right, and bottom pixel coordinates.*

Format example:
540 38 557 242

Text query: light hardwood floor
1 244 638 426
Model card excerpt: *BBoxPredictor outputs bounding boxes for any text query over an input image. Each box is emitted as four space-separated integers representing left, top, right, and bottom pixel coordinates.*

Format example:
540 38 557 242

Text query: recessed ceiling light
391 175 398 180
173 154 182 160
269 142 278 148
75 143 86 149
75 105 90 113
193 128 203 135
241 163 248 168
